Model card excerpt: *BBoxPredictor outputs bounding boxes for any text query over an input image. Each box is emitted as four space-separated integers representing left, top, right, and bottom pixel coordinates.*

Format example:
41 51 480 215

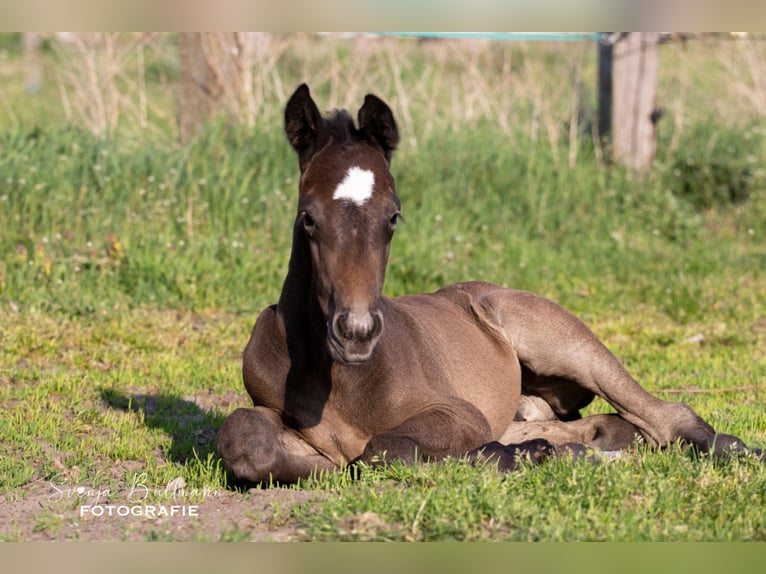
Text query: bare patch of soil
0 480 315 541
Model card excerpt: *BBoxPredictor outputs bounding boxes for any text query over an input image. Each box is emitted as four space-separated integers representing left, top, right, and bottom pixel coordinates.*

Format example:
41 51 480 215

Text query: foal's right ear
284 84 323 169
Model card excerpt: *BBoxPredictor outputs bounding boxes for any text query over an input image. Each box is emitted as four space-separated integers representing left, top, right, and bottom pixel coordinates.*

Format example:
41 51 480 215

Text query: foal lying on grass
218 84 762 483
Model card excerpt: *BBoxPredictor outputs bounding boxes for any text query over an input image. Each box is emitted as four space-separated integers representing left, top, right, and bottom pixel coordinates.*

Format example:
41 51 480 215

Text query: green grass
0 309 243 493
293 451 766 541
1 34 766 541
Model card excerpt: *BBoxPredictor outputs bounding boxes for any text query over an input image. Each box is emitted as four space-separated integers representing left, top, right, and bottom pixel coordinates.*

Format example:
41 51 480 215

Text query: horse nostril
370 310 384 339
332 312 350 340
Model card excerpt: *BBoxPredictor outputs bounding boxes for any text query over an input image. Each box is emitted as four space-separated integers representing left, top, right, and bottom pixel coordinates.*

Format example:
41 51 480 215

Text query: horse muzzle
328 307 384 365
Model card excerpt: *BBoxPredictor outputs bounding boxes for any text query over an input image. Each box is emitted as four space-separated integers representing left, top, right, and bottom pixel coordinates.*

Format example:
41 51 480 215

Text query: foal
217 84 757 484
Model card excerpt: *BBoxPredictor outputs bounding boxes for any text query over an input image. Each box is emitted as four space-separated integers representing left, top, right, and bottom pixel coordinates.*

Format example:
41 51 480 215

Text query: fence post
178 33 256 142
23 32 43 93
599 32 661 174
597 34 613 141
178 33 216 142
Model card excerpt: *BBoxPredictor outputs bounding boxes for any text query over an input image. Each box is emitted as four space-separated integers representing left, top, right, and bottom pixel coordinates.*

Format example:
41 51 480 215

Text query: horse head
284 84 400 365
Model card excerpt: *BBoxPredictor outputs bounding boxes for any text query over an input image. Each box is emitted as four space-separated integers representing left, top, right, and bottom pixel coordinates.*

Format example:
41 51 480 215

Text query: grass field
1 33 765 541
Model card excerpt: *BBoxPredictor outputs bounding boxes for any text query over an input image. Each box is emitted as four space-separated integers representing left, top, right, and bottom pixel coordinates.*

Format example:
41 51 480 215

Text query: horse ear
284 83 323 169
358 94 399 162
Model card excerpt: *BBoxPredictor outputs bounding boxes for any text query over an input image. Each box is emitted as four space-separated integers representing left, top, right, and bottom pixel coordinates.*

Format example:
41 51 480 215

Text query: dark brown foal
217 84 759 484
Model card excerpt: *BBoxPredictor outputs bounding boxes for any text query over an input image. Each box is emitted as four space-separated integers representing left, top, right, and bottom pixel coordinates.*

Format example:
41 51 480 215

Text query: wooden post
598 33 661 173
611 32 661 173
178 33 218 142
178 33 256 142
23 32 43 93
597 34 614 141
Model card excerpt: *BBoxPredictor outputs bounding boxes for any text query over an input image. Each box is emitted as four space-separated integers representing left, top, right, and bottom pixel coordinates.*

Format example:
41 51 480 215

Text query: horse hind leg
501 413 643 452
217 406 337 485
518 368 596 422
468 413 643 472
514 393 558 422
481 288 753 456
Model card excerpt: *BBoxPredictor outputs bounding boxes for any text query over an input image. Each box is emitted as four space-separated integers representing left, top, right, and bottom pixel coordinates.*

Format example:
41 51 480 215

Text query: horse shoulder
389 285 523 437
242 305 291 408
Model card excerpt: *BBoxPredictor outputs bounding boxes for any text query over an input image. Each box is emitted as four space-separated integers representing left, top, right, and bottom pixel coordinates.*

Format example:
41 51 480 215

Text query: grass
0 308 244 492
293 450 766 541
1 33 766 541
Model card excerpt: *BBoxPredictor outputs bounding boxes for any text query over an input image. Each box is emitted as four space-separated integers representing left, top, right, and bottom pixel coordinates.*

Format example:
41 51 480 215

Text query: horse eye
389 212 402 229
301 211 317 233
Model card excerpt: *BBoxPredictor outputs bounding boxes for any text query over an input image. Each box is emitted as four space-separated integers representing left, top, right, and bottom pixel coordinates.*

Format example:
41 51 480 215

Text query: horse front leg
217 406 337 484
353 399 494 466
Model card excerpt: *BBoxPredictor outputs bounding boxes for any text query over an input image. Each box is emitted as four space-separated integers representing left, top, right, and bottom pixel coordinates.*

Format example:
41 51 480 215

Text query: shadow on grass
99 388 226 464
99 388 294 491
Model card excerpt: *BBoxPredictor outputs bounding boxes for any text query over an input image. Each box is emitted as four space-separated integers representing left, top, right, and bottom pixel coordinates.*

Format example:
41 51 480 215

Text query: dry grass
42 33 766 171
45 34 593 150
52 33 157 136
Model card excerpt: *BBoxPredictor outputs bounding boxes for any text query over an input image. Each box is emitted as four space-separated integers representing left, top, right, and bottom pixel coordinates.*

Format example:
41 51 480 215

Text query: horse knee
217 408 282 484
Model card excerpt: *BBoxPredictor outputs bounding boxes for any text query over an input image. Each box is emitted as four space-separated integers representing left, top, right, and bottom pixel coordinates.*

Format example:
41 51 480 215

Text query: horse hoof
710 433 750 456
556 442 589 461
466 439 555 472
466 441 520 472
746 447 765 461
511 438 556 466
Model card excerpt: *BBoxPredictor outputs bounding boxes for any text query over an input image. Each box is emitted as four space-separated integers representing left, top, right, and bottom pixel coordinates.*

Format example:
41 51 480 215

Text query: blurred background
1 32 765 318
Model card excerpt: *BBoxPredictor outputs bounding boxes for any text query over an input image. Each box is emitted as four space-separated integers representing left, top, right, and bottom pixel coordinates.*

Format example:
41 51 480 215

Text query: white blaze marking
333 167 375 206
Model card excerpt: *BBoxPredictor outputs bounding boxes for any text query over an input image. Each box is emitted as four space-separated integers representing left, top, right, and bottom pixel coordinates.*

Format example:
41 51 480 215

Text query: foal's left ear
358 94 399 163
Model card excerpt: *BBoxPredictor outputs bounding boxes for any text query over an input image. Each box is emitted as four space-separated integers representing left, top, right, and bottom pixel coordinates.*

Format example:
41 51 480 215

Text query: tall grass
2 109 763 319
2 35 765 356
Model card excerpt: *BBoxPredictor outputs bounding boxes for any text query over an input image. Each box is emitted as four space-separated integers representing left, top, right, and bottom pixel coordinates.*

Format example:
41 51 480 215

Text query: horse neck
277 225 327 359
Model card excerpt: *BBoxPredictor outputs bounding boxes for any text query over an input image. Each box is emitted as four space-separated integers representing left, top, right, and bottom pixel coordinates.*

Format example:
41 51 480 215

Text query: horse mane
323 109 362 146
323 105 398 160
